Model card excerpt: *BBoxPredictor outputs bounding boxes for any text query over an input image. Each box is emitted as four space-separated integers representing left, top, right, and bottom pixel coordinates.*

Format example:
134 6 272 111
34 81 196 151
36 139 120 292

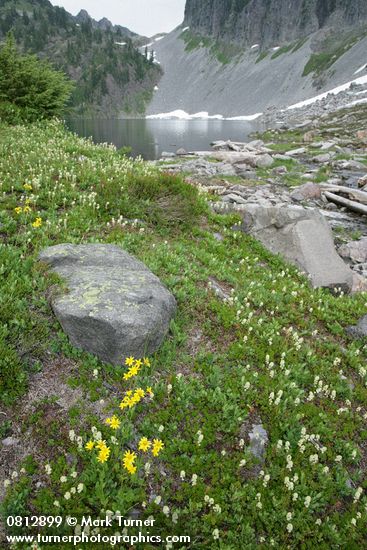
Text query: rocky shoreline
153 99 367 300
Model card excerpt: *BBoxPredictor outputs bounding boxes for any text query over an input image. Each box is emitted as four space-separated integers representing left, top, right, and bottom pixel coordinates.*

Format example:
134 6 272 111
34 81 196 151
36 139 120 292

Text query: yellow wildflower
23 205 31 214
125 356 135 366
23 183 32 191
14 206 22 214
123 364 140 380
97 446 110 464
134 359 142 368
85 440 95 451
143 358 151 367
119 397 130 410
152 439 164 457
123 450 137 474
106 415 121 430
125 462 137 475
32 217 42 228
146 386 153 396
138 437 151 452
96 440 107 450
135 388 145 398
25 198 31 205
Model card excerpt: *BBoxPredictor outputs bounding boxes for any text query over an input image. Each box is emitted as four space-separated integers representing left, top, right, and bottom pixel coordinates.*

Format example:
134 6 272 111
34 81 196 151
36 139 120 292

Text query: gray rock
339 238 367 264
212 151 273 168
313 153 333 164
39 244 176 364
222 193 247 204
2 437 19 447
272 165 288 175
248 424 268 461
176 147 187 155
290 182 321 202
287 147 306 156
346 315 367 338
208 278 230 301
239 205 353 291
161 152 176 158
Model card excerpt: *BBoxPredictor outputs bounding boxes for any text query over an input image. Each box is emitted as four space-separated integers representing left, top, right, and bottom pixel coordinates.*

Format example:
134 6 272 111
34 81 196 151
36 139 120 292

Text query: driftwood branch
323 191 367 215
320 185 367 205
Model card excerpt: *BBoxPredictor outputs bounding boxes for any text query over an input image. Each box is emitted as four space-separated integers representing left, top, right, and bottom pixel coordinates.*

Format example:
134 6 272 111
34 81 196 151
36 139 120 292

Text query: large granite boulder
239 205 353 292
39 244 176 364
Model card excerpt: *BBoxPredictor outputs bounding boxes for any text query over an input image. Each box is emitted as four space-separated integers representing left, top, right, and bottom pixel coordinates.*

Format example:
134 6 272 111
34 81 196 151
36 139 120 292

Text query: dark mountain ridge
184 0 367 48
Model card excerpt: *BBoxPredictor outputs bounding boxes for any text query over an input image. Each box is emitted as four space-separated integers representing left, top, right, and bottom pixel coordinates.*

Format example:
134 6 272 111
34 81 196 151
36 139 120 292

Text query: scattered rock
2 437 19 447
287 147 306 156
208 278 230 301
176 147 187 155
338 237 367 263
272 165 288 175
161 151 176 158
248 424 269 462
358 175 367 188
303 130 317 143
239 205 354 292
352 273 367 293
39 244 176 365
356 130 367 143
313 153 333 164
212 151 273 168
346 315 367 339
290 182 321 202
222 193 247 204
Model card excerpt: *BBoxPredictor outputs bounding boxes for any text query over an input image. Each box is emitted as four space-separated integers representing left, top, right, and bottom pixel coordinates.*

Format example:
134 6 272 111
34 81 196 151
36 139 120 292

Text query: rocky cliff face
184 0 367 47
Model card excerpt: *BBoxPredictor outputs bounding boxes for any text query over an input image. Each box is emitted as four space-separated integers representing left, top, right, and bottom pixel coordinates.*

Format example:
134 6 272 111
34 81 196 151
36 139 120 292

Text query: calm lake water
66 118 264 160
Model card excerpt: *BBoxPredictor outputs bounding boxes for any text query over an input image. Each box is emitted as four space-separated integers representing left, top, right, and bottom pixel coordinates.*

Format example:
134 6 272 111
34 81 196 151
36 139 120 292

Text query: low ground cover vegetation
0 120 366 548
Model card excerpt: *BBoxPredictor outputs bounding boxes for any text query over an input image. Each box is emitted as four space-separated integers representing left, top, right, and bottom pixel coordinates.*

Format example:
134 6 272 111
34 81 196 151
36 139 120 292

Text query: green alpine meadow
1 3 367 549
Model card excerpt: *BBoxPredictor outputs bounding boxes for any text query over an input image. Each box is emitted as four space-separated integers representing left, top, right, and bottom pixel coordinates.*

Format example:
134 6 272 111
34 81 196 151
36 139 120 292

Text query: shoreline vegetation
1 115 367 548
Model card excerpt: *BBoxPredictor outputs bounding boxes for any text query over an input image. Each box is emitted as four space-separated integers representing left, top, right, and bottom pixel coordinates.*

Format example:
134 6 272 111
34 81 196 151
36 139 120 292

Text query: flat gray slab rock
240 205 354 292
39 244 176 365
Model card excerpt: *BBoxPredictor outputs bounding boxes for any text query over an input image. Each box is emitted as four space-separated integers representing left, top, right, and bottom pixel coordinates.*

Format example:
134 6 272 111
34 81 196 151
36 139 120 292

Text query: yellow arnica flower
123 450 137 474
125 463 137 475
143 358 151 367
97 447 111 464
105 415 121 430
125 356 135 366
23 183 32 191
97 446 111 464
135 388 145 398
96 440 107 450
138 437 151 452
32 217 42 228
134 359 142 368
152 439 164 457
14 206 22 214
119 397 130 410
146 387 153 396
23 205 31 214
85 440 95 451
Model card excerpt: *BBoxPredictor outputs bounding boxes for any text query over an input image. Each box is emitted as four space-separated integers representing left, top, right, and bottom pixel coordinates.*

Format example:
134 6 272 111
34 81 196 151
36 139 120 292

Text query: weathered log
320 184 367 205
323 191 367 215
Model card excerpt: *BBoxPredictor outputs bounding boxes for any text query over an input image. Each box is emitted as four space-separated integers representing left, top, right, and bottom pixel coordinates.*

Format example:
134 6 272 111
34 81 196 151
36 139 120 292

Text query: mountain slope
146 2 367 118
184 0 367 48
0 0 161 116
